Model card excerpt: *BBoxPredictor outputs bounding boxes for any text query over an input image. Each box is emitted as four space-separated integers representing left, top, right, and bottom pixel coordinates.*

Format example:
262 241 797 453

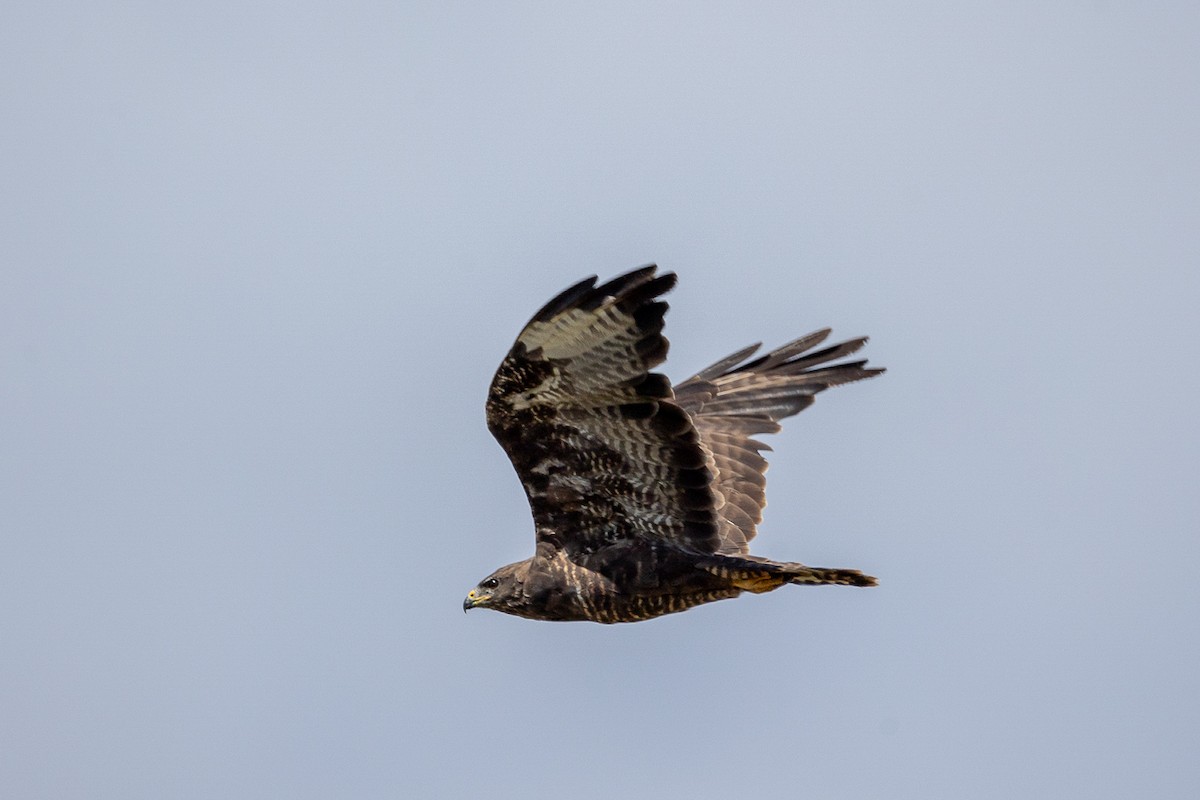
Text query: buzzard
464 266 881 623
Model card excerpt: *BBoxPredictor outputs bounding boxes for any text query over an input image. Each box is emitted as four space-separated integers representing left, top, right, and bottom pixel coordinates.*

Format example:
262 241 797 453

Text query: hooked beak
463 589 481 612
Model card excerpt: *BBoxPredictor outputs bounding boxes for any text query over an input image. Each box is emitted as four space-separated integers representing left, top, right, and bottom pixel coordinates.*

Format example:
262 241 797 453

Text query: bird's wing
487 266 722 556
674 330 884 555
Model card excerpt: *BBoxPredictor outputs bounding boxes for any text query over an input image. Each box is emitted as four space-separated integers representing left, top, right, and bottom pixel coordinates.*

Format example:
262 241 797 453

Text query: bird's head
463 562 526 613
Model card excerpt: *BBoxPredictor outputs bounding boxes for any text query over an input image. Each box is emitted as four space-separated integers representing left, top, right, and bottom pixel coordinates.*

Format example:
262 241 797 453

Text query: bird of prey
464 265 881 623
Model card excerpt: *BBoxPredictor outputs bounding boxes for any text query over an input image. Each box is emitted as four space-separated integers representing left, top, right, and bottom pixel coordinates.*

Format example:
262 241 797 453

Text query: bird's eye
482 577 499 589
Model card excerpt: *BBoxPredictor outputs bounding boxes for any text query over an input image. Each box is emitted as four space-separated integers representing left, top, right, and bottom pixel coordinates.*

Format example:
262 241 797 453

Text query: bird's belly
582 586 743 624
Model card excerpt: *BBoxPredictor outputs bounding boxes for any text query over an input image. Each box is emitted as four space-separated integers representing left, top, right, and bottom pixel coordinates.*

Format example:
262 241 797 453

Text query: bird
464 265 882 623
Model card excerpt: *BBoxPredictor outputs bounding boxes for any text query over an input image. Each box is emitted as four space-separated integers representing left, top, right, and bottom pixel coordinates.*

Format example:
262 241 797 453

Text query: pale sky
3 3 1198 798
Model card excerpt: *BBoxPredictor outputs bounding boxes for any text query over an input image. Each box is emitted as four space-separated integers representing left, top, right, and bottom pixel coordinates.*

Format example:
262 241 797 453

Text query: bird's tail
700 555 877 592
783 564 877 588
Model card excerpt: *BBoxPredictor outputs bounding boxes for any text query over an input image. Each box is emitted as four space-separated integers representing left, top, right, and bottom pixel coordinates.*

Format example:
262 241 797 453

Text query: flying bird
465 265 882 623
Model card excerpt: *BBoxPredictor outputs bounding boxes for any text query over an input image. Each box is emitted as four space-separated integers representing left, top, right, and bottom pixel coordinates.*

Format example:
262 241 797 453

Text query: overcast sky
3 3 1198 798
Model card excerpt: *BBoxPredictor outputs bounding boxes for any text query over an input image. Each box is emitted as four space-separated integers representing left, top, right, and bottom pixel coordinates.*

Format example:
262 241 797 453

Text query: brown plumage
464 265 882 623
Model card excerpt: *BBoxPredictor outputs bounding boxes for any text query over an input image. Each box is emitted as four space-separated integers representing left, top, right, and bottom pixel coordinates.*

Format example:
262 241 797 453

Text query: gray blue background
3 3 1198 798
